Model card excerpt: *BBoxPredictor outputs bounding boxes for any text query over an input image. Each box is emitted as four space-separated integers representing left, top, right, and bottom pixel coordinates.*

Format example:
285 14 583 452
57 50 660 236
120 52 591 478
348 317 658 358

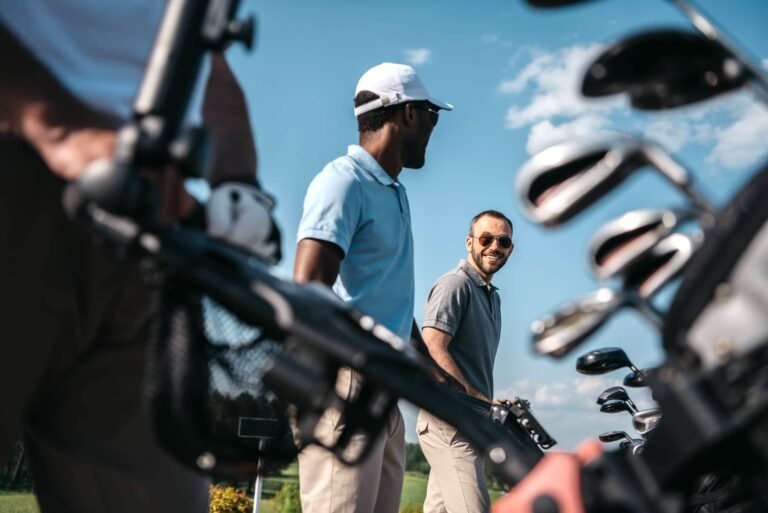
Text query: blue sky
227 0 768 449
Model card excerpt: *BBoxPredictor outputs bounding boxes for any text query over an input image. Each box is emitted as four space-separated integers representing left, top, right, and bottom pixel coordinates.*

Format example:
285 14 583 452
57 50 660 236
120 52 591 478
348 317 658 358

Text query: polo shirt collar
347 144 399 187
458 258 499 291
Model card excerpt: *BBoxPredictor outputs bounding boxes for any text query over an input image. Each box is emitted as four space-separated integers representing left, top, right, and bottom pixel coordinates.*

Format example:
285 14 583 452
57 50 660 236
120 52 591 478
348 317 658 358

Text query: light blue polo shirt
297 145 415 342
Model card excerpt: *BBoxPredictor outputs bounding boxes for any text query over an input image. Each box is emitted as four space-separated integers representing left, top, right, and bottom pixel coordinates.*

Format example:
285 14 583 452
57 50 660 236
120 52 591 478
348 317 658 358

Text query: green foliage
272 481 302 513
405 443 430 475
399 505 423 513
209 485 253 513
484 461 508 493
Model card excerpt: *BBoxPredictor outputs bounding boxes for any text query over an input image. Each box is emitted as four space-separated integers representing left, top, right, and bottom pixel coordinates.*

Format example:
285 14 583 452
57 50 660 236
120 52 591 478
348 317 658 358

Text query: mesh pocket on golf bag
145 273 296 476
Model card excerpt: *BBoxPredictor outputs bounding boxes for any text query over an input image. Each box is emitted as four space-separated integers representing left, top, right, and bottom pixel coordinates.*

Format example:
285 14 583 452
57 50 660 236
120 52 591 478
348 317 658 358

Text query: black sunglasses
413 104 439 127
474 233 514 249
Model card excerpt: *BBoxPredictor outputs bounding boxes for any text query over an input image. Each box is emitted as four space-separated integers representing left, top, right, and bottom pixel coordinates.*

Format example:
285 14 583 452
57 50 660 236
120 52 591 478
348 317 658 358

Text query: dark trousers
0 135 209 512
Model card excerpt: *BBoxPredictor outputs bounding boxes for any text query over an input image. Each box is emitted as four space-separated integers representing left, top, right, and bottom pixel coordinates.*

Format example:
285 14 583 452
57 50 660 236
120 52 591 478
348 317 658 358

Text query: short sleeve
297 166 362 256
422 274 468 336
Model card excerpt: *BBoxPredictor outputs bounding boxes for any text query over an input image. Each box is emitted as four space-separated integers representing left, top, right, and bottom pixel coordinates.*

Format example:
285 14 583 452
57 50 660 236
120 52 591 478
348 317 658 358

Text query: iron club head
516 134 713 227
530 289 623 358
598 430 633 444
622 232 699 300
600 400 635 416
596 386 638 411
633 408 663 436
588 209 697 281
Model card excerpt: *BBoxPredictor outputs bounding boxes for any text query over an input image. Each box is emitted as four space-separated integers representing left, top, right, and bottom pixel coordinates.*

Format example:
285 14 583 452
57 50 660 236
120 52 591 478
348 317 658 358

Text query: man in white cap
293 62 452 513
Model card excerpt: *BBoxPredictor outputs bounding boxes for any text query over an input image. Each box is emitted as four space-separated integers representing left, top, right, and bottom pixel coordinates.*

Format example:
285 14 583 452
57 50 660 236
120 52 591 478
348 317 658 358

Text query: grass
0 465 503 513
0 492 39 513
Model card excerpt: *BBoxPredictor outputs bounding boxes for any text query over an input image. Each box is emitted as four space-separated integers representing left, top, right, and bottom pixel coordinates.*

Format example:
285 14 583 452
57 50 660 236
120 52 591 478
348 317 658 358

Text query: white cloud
501 44 620 128
708 102 768 168
525 115 612 155
403 48 431 66
482 34 499 44
641 118 695 153
501 43 768 176
495 375 658 449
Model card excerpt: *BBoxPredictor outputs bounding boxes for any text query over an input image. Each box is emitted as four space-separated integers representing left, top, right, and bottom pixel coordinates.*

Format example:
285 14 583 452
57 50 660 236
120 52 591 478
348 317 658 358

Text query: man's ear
403 103 418 128
466 236 472 252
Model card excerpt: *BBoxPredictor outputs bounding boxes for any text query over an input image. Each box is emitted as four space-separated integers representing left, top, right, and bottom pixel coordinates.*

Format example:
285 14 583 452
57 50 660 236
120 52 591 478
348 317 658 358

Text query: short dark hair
355 91 405 133
469 210 514 236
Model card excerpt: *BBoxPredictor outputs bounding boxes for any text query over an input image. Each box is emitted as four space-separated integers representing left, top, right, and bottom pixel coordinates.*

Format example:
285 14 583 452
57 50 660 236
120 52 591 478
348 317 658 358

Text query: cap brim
428 98 453 111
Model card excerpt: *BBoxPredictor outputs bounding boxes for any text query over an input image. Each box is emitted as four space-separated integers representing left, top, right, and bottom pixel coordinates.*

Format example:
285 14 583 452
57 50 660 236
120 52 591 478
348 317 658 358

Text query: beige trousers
297 369 405 513
417 409 490 513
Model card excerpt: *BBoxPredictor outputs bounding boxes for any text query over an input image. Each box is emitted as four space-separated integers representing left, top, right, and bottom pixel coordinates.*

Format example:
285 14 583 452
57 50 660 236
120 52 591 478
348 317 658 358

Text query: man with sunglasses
417 210 514 513
293 62 452 513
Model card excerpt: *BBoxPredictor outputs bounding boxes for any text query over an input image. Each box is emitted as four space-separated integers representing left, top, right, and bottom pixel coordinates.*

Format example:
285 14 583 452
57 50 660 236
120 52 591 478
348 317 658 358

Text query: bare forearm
202 54 258 186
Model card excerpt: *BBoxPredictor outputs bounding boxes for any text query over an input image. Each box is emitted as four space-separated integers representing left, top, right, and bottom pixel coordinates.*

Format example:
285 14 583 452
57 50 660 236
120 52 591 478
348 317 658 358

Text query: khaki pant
0 136 209 512
417 409 490 513
298 369 405 513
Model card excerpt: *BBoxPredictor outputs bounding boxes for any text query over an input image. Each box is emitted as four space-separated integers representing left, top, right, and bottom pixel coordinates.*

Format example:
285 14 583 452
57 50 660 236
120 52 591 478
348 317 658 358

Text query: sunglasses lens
430 111 439 127
477 234 513 248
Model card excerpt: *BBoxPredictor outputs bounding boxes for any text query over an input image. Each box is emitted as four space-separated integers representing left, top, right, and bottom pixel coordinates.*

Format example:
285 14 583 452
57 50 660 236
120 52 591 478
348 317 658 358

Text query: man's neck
359 129 403 180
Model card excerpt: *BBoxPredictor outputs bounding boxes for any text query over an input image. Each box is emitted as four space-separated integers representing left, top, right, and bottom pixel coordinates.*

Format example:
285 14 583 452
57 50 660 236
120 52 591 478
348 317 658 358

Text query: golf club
633 408 663 436
516 134 714 227
587 208 701 281
581 29 759 110
598 430 634 444
596 386 638 412
600 400 635 417
624 367 658 388
576 347 640 376
532 233 698 357
525 0 768 104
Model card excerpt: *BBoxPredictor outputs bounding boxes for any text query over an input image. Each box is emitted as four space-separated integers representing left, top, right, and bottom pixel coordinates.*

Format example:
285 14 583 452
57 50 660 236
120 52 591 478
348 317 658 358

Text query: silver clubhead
516 134 703 227
633 408 663 435
588 209 696 281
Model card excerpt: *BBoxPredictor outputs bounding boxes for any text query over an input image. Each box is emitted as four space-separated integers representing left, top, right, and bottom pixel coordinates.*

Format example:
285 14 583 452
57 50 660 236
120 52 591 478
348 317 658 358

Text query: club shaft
670 0 768 105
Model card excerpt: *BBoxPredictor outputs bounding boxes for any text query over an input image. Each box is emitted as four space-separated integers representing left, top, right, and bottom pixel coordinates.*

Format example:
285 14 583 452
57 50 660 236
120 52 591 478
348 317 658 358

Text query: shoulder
431 267 473 295
306 156 363 197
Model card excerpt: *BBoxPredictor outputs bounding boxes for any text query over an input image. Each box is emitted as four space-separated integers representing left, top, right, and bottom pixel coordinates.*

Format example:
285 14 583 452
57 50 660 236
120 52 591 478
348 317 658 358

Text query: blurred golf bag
145 273 296 475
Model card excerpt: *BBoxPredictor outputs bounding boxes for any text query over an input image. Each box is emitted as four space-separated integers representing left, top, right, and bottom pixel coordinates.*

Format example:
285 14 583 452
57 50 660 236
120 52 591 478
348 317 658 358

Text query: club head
576 347 633 375
516 134 693 227
600 400 634 415
588 209 696 281
598 430 632 443
597 386 634 409
622 232 699 299
633 408 663 435
582 29 747 110
624 367 658 388
531 288 623 358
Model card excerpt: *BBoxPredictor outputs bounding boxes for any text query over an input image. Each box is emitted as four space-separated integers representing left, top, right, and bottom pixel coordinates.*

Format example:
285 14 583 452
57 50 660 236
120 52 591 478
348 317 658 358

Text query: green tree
273 481 302 513
405 443 430 475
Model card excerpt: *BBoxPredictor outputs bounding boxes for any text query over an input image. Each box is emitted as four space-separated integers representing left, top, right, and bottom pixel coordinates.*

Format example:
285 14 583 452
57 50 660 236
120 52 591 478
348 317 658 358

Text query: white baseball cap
354 62 454 117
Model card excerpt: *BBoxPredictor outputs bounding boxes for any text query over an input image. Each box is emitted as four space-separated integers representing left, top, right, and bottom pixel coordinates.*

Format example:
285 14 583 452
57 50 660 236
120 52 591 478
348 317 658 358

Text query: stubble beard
471 243 508 279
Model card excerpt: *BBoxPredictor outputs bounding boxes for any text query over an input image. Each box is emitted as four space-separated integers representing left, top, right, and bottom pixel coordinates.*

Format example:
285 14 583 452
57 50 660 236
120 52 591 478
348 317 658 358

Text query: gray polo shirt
422 259 502 399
